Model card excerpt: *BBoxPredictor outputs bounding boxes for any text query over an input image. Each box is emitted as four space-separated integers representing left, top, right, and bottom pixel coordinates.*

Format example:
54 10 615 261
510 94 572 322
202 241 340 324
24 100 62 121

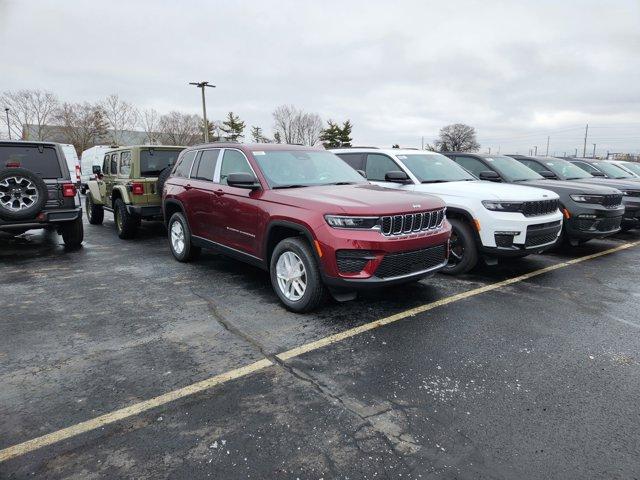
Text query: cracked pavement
1 210 640 479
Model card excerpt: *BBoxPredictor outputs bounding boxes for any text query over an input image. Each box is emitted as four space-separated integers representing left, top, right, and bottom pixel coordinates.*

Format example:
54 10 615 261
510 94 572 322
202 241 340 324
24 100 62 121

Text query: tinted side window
454 156 487 178
365 154 399 181
220 149 253 185
110 153 118 175
119 151 132 177
193 149 219 181
103 155 110 174
173 151 197 178
337 153 365 171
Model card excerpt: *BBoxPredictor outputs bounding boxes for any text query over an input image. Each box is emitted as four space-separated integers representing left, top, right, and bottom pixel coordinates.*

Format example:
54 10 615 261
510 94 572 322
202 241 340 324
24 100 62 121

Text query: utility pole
189 81 216 143
488 147 491 154
574 147 578 157
592 143 596 158
545 136 550 156
4 108 10 140
421 136 424 150
583 123 588 157
534 145 538 156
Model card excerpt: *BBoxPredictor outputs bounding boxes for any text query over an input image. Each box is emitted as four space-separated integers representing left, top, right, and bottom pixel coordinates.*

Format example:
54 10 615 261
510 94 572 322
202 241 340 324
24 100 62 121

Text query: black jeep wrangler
0 141 83 247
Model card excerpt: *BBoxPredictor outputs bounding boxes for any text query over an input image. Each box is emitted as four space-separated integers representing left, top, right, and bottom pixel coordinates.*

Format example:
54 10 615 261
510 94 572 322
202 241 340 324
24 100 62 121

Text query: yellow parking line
1 240 638 463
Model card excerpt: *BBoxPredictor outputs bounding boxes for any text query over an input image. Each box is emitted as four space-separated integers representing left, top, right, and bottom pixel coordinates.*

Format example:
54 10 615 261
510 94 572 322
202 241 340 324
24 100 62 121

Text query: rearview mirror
227 172 260 189
591 171 605 177
92 165 101 174
539 170 557 179
479 170 501 182
384 170 410 183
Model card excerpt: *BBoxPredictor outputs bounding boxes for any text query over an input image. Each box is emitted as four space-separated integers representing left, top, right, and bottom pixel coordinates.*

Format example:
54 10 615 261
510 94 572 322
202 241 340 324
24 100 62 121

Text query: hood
571 177 640 192
266 184 446 215
412 180 559 201
519 179 622 195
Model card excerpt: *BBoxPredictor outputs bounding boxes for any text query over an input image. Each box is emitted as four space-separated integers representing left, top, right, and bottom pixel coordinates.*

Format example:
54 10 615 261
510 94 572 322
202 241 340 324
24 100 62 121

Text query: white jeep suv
333 148 563 274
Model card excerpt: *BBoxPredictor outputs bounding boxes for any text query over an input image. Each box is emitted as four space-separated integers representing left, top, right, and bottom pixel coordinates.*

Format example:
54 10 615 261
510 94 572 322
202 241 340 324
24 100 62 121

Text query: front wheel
270 237 326 313
167 212 201 261
442 218 478 275
86 195 104 225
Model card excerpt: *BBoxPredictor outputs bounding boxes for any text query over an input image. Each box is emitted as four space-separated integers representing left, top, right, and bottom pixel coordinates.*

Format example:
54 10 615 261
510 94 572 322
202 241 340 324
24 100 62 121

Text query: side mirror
356 169 366 178
479 170 502 182
591 171 605 177
539 170 557 179
227 172 260 189
384 170 410 183
92 165 102 174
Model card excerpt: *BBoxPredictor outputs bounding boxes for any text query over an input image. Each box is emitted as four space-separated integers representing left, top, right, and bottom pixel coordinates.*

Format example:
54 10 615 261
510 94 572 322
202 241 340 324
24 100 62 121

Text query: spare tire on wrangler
156 166 172 197
0 167 48 221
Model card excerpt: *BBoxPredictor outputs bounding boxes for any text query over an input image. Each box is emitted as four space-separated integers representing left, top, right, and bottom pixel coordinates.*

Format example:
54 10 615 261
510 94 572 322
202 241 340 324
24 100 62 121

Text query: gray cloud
1 0 638 155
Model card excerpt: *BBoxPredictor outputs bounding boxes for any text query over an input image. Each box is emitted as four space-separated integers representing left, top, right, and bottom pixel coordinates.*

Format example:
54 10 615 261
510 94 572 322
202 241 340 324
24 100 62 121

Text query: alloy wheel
0 176 39 212
170 220 185 255
447 230 464 267
276 250 307 301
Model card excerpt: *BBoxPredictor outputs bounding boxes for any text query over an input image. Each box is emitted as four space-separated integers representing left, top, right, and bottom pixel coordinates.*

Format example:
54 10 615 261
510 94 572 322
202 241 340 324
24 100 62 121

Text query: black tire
0 167 48 221
114 199 139 239
167 212 201 261
156 167 172 197
86 194 104 225
442 218 478 275
270 237 326 313
60 217 84 248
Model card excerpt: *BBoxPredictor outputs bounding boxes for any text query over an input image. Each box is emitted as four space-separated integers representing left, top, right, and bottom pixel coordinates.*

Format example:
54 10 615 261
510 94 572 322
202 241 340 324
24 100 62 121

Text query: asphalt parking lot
1 208 640 479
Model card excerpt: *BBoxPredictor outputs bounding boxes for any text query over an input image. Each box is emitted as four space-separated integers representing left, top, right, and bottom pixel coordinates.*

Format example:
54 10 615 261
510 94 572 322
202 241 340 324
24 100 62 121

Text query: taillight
62 183 77 197
6 162 20 168
131 182 145 195
75 165 81 181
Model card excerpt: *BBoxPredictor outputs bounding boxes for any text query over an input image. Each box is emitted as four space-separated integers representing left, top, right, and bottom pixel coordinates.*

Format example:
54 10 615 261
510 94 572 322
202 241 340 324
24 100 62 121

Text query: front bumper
564 203 625 239
315 219 451 288
0 207 82 231
621 199 640 228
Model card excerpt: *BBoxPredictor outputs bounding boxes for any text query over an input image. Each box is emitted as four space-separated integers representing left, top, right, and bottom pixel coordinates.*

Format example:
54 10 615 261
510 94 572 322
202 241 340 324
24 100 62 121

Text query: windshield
619 162 640 176
253 150 366 188
541 158 592 180
140 148 184 177
484 156 543 182
591 161 633 179
399 153 475 182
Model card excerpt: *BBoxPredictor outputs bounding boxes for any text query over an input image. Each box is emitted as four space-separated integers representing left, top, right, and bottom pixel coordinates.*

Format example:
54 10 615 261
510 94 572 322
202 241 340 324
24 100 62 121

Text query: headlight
570 194 603 203
324 215 380 229
481 200 523 212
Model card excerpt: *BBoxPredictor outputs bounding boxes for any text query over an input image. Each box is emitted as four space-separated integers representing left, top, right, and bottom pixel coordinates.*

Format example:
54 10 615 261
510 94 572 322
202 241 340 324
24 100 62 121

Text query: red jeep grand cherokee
163 143 451 312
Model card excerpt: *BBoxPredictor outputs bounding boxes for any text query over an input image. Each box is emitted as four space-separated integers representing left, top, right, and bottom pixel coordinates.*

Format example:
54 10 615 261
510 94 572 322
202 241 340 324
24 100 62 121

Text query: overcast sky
1 0 639 155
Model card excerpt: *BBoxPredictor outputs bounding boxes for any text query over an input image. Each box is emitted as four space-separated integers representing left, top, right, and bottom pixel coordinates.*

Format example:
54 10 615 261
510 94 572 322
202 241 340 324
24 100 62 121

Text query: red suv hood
265 184 445 215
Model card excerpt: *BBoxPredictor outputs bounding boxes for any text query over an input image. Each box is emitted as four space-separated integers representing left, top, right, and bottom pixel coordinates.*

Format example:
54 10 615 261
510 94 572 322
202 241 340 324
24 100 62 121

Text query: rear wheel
442 218 478 275
86 195 104 225
114 199 139 239
60 217 84 248
270 237 326 312
167 212 201 261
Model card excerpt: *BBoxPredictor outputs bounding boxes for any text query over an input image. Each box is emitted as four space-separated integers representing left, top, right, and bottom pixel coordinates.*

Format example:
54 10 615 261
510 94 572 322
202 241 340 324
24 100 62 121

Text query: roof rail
328 146 379 150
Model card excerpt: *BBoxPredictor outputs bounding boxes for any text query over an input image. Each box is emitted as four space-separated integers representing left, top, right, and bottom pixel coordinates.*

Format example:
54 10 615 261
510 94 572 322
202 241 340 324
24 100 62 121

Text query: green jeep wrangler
85 145 185 238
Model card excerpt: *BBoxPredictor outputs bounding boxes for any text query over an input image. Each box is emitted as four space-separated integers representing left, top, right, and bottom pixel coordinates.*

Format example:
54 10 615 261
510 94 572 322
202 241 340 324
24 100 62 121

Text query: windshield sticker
397 155 407 159
486 158 494 162
253 151 266 155
546 162 554 166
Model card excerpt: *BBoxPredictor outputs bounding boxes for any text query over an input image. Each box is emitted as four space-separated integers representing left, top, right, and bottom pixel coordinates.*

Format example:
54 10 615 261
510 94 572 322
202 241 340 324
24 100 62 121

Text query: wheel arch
264 220 319 266
445 207 482 244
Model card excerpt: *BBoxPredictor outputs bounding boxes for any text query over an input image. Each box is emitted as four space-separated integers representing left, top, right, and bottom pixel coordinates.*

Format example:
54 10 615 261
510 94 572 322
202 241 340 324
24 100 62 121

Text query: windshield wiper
272 184 310 189
421 179 450 184
323 181 358 186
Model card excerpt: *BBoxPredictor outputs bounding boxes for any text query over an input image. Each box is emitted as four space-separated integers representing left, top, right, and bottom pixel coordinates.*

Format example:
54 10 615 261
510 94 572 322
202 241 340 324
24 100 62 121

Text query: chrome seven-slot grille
521 199 560 217
380 208 446 236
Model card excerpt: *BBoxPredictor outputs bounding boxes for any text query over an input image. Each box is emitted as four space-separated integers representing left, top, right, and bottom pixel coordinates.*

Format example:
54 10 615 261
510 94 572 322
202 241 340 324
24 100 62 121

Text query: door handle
214 189 224 196
184 184 192 191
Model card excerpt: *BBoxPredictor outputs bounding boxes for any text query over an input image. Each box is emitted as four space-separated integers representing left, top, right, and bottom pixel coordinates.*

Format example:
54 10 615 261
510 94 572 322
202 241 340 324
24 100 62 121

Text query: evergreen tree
338 120 352 147
273 131 282 144
250 125 270 143
320 119 353 148
220 111 245 141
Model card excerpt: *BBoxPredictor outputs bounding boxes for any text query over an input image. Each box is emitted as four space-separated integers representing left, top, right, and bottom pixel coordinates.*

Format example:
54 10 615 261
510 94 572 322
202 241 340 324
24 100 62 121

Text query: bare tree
272 104 323 146
159 111 201 146
101 94 139 145
435 123 480 152
140 108 161 144
54 102 109 155
1 89 59 140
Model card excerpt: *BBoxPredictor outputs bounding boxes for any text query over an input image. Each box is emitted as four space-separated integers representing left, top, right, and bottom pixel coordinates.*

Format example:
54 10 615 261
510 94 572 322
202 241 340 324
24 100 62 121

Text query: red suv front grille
380 208 446 236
